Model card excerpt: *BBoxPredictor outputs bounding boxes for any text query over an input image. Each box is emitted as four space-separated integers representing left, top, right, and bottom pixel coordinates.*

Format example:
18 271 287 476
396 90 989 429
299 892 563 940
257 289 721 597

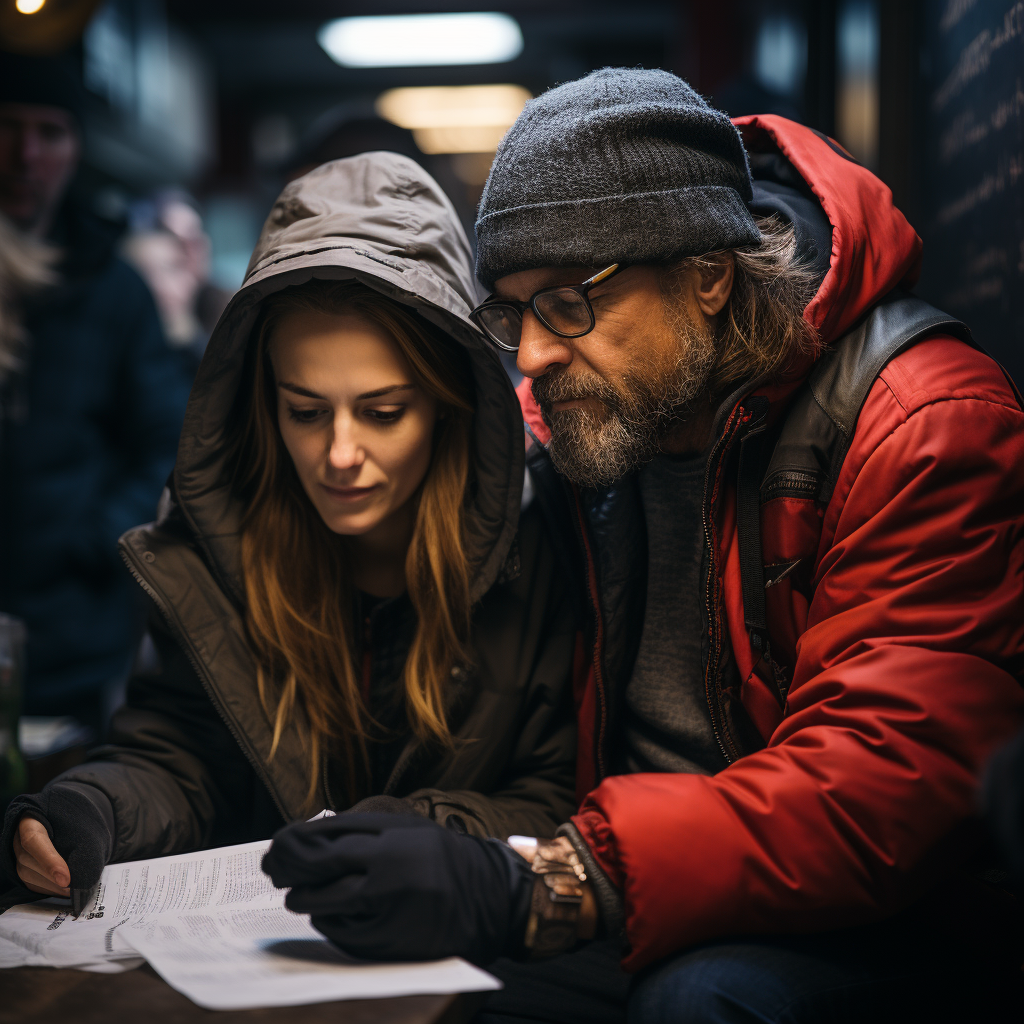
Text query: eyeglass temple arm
581 263 621 290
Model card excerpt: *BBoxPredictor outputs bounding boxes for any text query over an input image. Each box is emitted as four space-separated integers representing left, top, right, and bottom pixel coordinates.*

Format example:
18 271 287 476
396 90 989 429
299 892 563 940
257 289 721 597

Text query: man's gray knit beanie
475 67 761 287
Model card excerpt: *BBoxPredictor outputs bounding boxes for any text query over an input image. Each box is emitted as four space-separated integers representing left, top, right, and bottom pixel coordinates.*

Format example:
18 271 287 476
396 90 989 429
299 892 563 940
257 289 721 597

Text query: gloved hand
261 812 534 965
1 783 115 899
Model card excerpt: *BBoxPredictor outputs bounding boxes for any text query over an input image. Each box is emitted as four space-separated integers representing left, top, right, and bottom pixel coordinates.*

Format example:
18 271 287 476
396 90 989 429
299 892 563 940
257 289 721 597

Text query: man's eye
287 407 325 424
366 407 404 423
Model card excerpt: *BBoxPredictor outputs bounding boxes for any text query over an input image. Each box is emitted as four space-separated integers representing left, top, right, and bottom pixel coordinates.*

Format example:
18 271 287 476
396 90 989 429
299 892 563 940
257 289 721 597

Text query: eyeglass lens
534 289 594 336
477 289 595 350
475 304 522 350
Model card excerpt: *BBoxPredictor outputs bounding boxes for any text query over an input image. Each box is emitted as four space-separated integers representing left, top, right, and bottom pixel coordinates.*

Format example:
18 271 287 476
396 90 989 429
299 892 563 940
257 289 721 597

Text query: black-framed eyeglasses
469 263 624 353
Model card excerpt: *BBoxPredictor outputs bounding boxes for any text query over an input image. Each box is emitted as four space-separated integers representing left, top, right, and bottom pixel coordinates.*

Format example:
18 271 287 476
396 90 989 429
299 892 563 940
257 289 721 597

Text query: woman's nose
328 419 364 471
516 309 574 379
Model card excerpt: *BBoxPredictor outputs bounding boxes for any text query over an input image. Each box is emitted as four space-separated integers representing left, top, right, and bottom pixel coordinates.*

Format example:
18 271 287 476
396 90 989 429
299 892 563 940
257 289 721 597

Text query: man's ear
694 254 734 317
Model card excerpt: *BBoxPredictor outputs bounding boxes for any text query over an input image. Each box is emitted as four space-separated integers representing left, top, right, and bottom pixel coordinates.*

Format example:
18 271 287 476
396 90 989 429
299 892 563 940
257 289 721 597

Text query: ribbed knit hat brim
475 68 761 287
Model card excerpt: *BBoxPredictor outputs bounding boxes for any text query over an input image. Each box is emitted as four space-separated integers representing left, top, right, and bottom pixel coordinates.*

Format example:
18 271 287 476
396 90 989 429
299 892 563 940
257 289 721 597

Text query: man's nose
516 309 574 379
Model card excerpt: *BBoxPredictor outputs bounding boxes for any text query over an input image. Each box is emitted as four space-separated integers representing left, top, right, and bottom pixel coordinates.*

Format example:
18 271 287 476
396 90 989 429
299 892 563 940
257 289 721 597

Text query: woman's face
269 309 438 539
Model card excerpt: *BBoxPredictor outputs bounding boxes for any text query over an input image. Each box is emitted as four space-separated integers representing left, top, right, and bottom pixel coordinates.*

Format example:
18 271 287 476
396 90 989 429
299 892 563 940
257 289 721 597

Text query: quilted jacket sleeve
38 609 283 866
572 347 1024 971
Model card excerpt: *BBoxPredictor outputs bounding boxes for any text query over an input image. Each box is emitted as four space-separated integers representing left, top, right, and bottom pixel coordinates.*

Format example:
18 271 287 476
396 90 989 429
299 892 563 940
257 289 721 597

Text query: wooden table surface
0 964 486 1024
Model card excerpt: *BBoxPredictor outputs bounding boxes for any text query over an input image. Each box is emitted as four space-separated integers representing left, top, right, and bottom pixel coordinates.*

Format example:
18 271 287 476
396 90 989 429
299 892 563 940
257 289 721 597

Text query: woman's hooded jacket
37 154 578 860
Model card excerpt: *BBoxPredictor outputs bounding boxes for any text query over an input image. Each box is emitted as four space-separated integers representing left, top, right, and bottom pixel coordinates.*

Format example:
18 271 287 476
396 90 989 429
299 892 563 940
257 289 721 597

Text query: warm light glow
410 125 511 155
376 84 530 154
16 0 47 13
318 13 523 69
377 85 530 129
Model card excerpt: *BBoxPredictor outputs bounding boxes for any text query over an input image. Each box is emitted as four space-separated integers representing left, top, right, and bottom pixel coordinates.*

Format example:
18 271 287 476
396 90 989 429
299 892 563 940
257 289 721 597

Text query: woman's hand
1 785 114 896
14 818 71 896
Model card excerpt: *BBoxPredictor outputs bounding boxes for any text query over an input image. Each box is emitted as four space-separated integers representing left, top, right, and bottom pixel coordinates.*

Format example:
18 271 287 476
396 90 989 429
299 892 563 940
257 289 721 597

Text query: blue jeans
629 932 954 1024
477 918 1020 1024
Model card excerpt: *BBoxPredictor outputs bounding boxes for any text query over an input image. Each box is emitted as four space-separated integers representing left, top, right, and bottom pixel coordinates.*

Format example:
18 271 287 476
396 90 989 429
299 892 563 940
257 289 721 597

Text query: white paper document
0 838 500 1009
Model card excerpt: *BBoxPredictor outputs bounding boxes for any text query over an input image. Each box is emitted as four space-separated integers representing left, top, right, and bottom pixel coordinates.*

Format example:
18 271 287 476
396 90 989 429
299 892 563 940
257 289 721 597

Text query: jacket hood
734 114 923 346
171 152 523 603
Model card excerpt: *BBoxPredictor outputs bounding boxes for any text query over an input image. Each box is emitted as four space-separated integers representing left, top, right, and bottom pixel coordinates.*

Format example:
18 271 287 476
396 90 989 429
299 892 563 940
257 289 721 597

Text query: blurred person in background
282 102 423 183
158 194 232 340
124 190 233 378
0 210 55 425
122 228 207 378
0 53 190 736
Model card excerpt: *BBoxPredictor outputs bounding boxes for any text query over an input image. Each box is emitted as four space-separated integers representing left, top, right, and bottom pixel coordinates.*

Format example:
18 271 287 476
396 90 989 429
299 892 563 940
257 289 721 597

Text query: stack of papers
0 839 499 1010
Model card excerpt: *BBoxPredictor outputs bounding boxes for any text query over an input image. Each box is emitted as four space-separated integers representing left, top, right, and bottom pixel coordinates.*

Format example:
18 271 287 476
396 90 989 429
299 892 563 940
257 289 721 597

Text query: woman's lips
319 482 381 503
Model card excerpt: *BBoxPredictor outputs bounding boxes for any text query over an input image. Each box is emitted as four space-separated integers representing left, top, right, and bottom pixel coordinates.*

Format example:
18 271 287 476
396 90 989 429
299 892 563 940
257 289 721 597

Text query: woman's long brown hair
230 279 475 808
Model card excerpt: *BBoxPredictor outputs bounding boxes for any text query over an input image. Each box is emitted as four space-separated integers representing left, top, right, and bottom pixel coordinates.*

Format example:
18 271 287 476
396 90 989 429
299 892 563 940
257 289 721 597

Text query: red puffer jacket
518 115 1024 971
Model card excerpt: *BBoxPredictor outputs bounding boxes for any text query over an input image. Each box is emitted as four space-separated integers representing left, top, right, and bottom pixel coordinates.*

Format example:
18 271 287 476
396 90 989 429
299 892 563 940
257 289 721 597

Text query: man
461 69 1024 1021
0 54 189 732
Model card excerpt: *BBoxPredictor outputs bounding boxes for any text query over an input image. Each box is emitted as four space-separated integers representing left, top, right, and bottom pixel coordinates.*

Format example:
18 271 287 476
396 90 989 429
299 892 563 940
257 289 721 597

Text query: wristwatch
507 835 588 958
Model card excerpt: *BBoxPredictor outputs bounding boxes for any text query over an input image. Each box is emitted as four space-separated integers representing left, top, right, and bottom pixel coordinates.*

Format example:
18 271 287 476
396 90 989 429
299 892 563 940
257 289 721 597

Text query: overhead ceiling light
376 85 530 129
408 125 511 154
377 84 531 154
16 0 47 12
318 12 523 69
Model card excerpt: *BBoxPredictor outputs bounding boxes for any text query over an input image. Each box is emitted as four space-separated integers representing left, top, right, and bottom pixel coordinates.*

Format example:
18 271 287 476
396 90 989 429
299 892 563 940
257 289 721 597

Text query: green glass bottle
0 613 28 803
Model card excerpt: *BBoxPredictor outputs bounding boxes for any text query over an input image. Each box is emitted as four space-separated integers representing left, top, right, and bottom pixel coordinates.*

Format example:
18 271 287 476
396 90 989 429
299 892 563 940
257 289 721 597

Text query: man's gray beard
533 319 718 489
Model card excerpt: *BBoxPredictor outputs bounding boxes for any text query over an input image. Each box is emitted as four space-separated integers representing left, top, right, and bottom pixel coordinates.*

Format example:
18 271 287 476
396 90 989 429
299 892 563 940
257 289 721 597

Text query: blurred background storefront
0 0 1021 380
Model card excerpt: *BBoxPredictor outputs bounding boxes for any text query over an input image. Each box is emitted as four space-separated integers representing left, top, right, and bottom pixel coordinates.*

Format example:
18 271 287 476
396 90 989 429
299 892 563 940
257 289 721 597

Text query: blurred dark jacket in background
0 193 190 724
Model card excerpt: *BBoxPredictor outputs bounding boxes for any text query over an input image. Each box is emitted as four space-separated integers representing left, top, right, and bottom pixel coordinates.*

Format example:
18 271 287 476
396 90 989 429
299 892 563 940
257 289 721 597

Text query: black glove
261 812 534 965
1 783 115 897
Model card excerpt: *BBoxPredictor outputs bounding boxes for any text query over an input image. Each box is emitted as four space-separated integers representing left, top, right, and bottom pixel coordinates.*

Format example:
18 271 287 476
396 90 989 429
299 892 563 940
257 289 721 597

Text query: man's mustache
531 369 619 417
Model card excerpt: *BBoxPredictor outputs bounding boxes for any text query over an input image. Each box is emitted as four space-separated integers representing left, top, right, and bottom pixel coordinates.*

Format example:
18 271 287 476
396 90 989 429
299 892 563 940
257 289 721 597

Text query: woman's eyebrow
276 382 415 400
278 382 325 400
357 383 415 400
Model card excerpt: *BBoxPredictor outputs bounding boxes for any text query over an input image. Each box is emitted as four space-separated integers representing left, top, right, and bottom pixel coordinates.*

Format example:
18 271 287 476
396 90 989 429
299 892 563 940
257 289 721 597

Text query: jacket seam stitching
882 394 1024 436
824 393 1023 536
817 393 1023 581
878 374 910 414
898 385 1022 415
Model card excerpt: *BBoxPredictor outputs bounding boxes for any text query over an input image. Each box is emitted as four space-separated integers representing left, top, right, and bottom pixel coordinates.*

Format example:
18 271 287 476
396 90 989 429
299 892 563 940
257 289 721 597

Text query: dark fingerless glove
262 812 533 966
1 782 115 893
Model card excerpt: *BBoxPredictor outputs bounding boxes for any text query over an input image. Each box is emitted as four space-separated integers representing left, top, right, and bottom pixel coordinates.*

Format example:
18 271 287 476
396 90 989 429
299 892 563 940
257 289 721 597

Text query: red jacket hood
518 115 924 441
734 114 922 345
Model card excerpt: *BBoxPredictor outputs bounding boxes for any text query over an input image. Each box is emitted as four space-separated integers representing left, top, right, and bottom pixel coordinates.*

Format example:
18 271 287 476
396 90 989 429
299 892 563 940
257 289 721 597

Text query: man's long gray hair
662 213 820 396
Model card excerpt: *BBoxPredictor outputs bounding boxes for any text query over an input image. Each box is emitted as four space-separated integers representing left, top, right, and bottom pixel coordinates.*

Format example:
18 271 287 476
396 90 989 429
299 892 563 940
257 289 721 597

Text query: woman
4 153 577 900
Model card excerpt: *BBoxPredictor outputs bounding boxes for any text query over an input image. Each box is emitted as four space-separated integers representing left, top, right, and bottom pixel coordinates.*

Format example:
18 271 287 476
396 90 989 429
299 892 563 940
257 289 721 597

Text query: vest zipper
700 403 747 765
570 486 610 782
